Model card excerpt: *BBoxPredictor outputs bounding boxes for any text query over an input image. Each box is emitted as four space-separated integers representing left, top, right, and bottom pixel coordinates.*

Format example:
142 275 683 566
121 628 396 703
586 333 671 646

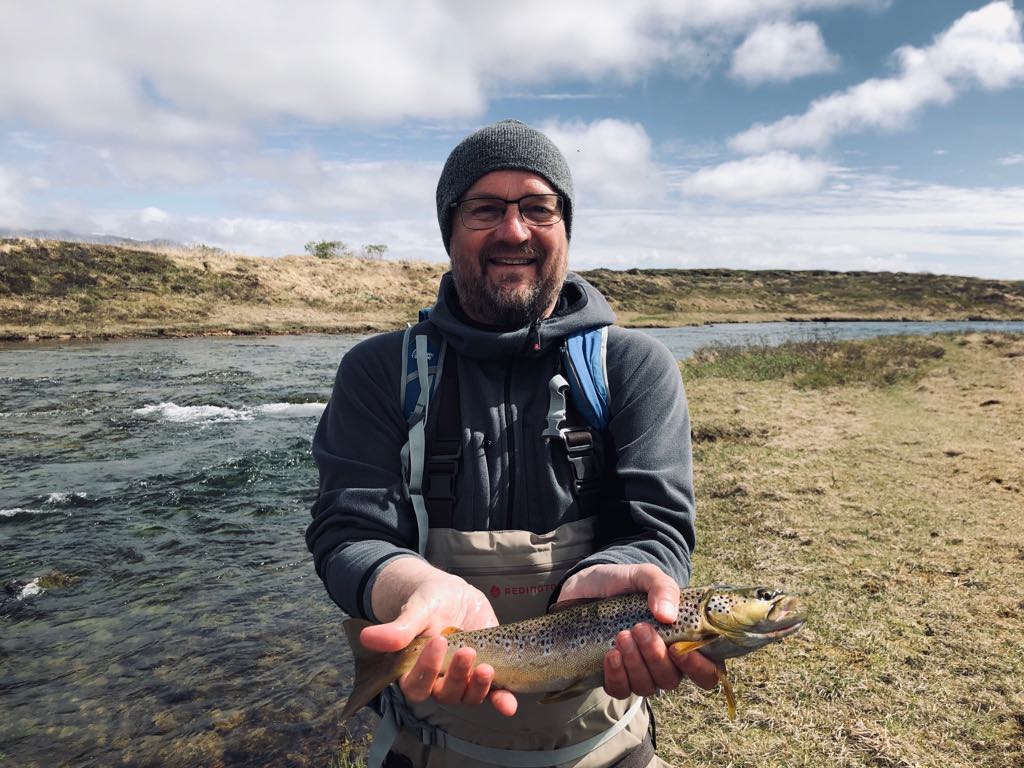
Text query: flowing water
2 321 1023 766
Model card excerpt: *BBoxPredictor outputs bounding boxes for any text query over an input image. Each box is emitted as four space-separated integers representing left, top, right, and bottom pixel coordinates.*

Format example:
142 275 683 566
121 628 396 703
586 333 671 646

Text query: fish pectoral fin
713 659 738 721
668 637 716 657
539 678 593 704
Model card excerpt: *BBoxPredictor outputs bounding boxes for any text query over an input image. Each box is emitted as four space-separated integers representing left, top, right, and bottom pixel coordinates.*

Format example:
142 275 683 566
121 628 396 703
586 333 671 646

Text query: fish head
701 586 807 648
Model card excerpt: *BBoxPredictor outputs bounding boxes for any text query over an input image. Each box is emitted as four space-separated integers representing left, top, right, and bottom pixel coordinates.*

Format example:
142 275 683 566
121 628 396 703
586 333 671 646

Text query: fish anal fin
539 678 592 703
668 637 716 657
713 659 738 721
441 626 462 637
548 597 604 613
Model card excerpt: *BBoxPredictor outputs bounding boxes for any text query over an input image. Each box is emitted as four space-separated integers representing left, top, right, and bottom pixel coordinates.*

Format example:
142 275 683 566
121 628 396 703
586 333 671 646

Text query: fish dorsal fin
548 597 604 613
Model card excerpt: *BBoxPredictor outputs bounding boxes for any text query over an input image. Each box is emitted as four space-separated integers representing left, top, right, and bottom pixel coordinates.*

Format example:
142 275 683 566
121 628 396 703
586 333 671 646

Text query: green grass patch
681 335 947 389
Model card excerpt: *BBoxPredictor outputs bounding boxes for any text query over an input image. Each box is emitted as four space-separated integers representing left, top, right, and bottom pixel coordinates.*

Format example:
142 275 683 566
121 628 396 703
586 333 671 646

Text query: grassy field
656 332 1024 767
3 238 1023 341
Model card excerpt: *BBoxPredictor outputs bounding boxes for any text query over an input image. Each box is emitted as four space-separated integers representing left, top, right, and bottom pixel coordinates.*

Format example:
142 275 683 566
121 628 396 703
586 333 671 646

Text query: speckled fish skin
340 585 806 719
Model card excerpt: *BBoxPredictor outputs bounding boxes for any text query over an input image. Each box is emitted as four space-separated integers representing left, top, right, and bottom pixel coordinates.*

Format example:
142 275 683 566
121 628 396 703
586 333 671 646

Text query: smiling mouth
490 257 535 266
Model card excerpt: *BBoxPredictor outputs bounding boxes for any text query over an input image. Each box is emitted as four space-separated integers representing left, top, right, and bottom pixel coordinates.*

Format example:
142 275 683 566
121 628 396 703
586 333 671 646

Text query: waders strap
423 348 461 529
368 686 646 768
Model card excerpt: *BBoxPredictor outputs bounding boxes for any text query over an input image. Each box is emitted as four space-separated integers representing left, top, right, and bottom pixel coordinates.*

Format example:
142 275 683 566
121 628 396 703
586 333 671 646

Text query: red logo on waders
490 585 501 599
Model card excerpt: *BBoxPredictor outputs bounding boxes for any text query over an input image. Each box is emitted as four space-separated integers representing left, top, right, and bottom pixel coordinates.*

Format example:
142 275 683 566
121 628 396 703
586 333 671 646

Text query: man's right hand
360 556 518 716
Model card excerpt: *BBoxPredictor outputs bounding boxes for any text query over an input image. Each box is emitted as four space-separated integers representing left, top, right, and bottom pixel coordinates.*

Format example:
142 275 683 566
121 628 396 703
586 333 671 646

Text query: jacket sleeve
562 329 696 588
305 333 425 620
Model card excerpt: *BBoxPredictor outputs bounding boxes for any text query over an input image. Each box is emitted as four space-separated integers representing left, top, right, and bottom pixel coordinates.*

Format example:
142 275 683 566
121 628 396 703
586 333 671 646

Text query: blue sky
1 1 1022 278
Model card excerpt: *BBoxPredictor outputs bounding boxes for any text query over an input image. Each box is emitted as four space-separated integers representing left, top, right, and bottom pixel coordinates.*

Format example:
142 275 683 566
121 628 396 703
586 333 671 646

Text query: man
307 119 716 767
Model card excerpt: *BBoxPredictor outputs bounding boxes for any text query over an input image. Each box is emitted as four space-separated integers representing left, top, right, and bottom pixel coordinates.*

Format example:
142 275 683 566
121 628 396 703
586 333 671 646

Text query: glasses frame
450 194 564 231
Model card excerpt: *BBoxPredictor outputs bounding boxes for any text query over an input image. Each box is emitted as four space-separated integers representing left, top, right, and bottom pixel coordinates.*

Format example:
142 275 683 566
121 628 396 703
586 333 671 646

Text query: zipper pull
528 318 542 352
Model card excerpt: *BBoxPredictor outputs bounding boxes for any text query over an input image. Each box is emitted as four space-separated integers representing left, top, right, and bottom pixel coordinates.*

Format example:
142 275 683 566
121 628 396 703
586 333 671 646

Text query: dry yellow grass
3 239 1023 341
655 333 1024 767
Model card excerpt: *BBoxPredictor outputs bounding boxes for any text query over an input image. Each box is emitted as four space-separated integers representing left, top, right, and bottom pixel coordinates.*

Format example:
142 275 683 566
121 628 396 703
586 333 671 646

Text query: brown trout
340 585 806 720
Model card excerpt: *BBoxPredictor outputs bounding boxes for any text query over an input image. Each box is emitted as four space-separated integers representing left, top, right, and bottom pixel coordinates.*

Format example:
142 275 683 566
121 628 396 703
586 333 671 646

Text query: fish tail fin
339 618 423 720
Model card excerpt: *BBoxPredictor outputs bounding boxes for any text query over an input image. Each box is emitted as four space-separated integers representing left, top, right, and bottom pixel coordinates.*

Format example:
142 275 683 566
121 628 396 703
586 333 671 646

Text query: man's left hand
557 563 719 698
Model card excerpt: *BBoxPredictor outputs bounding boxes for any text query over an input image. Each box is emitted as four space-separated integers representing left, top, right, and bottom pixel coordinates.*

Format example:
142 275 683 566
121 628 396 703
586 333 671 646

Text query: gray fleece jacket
306 272 696 620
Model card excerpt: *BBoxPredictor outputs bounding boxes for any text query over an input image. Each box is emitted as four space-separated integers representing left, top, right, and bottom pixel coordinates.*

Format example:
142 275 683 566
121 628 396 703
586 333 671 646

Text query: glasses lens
519 195 562 226
460 198 505 228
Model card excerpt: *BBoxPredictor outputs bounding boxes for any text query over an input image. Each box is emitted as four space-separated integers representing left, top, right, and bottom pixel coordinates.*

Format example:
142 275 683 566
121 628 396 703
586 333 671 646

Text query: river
2 321 1022 766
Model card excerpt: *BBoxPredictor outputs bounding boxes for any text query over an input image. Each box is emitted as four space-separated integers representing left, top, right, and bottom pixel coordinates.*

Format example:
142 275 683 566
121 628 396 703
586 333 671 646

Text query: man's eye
465 202 503 218
525 204 555 217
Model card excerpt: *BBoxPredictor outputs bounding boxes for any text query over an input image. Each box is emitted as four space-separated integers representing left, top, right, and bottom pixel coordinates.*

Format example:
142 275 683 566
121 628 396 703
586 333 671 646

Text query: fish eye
756 588 779 601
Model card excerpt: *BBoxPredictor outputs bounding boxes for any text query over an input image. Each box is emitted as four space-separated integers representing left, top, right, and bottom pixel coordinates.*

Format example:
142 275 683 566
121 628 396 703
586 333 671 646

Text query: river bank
4 238 1024 342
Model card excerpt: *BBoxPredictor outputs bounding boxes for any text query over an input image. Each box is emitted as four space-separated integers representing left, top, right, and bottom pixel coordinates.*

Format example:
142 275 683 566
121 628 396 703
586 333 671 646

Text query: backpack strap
544 326 612 514
400 323 446 554
562 326 610 430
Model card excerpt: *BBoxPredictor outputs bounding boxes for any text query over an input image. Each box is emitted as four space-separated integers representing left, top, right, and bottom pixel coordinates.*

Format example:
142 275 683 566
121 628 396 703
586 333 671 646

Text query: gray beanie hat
436 119 574 253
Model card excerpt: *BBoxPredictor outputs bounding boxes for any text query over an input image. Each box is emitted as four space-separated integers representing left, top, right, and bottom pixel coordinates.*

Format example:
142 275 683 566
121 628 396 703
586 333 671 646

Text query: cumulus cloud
540 119 664 206
730 21 839 84
0 0 883 145
731 1 1024 153
682 152 831 199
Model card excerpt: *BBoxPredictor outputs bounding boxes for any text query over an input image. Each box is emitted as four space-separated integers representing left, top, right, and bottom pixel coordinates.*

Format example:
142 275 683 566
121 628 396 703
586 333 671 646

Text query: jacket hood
428 272 615 360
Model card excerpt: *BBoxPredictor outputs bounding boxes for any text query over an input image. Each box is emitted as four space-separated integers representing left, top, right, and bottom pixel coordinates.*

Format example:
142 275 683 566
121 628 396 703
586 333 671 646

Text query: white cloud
570 176 1024 278
682 152 832 199
0 166 26 224
730 21 839 84
731 1 1024 153
0 0 883 146
1000 153 1024 165
540 119 665 206
139 206 169 224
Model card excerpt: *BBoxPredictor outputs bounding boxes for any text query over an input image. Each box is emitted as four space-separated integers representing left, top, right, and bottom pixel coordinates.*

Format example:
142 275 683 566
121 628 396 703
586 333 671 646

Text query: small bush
304 240 352 259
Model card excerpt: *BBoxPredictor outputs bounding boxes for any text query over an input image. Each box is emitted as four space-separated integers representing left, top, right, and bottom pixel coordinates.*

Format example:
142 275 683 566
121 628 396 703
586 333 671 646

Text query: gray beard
451 245 563 329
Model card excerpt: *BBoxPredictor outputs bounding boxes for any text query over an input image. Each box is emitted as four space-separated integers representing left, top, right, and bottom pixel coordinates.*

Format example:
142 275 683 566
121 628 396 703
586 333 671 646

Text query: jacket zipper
504 361 515 526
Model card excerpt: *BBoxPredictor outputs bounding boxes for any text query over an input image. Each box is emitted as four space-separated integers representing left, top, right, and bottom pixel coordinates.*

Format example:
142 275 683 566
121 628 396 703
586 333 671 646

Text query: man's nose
492 203 531 242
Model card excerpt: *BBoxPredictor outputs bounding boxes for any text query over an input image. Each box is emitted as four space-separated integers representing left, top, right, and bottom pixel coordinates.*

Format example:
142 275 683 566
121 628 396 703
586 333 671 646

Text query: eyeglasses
451 194 564 230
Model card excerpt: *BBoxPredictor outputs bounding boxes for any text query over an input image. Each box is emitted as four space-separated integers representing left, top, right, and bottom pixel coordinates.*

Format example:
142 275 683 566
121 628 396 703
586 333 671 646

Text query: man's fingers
400 635 447 702
672 649 719 691
614 628 657 697
488 688 518 717
435 647 476 705
633 623 683 691
603 648 630 699
461 663 495 706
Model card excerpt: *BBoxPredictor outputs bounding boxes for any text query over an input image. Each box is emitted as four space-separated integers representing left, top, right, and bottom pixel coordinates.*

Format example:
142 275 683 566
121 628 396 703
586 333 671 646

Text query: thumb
359 598 428 653
633 564 680 625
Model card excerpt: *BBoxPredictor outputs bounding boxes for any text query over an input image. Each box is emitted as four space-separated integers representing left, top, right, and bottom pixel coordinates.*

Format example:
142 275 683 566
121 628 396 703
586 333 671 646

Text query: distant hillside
2 238 1023 342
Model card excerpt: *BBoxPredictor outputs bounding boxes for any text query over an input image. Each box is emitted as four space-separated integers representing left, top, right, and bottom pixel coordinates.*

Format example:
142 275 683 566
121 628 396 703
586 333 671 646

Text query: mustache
481 242 544 261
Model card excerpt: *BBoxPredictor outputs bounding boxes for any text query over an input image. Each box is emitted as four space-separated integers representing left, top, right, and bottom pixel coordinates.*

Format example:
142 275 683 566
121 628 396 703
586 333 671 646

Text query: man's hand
361 557 518 716
558 563 719 698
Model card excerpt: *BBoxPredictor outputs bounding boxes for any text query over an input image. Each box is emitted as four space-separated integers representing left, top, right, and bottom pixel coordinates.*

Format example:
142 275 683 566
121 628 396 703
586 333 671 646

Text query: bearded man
307 119 715 768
